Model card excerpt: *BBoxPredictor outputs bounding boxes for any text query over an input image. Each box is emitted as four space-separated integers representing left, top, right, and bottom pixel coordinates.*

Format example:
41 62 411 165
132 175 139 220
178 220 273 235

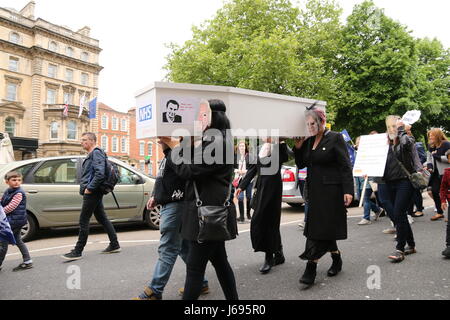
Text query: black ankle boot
274 248 285 266
259 253 274 274
327 252 342 277
246 199 252 220
299 261 317 285
238 200 245 222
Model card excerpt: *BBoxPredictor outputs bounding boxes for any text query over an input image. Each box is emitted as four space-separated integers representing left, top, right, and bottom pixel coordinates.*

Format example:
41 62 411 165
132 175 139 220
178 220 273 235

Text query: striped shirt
2 193 23 214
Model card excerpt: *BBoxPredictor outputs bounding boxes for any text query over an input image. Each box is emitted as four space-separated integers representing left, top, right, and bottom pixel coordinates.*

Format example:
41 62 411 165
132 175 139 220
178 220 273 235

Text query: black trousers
74 192 119 254
183 241 238 300
430 173 444 214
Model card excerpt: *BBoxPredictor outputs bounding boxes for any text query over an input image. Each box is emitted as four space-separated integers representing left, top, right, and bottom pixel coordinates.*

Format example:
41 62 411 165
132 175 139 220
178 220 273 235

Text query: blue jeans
238 182 253 201
148 202 207 298
362 189 381 220
377 183 395 223
385 179 416 252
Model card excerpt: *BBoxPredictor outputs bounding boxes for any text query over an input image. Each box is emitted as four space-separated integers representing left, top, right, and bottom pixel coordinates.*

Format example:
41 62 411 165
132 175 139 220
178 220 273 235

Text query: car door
27 158 81 227
102 164 145 221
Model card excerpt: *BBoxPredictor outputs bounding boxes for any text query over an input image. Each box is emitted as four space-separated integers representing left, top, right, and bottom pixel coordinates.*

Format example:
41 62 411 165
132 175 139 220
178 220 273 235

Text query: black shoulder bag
194 181 237 243
392 146 428 190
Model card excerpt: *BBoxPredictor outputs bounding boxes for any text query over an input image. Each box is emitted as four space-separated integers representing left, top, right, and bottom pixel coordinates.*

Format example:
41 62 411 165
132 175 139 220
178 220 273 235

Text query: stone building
0 1 102 159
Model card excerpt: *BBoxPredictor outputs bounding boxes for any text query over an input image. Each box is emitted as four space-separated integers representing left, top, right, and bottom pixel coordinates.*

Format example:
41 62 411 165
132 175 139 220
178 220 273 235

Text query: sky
3 0 450 113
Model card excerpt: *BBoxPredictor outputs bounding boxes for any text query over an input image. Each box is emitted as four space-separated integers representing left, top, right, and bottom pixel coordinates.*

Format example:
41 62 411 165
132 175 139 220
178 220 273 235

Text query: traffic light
144 155 151 165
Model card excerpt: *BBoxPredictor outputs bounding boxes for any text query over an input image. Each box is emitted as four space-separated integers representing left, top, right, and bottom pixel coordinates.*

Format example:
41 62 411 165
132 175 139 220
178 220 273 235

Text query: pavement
0 198 449 300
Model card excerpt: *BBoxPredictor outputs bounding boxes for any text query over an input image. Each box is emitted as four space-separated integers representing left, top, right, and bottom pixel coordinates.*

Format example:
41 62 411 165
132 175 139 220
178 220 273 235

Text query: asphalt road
1 199 449 300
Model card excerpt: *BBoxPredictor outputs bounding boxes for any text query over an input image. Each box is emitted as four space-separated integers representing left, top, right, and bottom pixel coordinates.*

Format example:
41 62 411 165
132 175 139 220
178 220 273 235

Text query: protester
0 171 33 271
162 99 239 300
382 116 417 263
134 143 209 300
426 128 450 221
294 108 354 286
236 138 289 274
62 132 120 261
439 151 450 258
234 140 254 223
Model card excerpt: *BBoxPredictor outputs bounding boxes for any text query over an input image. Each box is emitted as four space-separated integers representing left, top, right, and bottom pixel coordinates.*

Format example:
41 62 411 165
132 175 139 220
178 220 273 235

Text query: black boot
274 247 285 266
246 199 252 220
327 252 342 277
238 200 245 222
299 261 317 285
259 253 274 274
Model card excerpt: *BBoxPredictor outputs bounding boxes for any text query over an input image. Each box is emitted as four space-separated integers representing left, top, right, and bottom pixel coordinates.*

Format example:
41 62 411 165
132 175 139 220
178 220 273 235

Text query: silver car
0 156 160 242
281 165 306 208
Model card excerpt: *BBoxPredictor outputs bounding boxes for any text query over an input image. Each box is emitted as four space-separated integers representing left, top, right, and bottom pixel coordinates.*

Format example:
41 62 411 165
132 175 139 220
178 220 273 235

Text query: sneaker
12 262 33 272
442 246 450 258
404 246 417 255
178 285 210 296
298 222 305 229
358 219 371 225
62 250 82 261
388 250 405 263
383 228 396 234
374 209 385 221
101 244 121 254
133 287 161 300
408 216 415 224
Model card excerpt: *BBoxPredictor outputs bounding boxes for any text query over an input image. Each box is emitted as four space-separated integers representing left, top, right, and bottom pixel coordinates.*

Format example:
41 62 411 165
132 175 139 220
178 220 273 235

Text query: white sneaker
408 216 414 224
358 219 371 225
383 228 396 234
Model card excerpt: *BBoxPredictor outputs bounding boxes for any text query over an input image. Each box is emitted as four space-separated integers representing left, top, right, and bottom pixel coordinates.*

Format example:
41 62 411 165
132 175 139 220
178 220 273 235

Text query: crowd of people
0 99 449 300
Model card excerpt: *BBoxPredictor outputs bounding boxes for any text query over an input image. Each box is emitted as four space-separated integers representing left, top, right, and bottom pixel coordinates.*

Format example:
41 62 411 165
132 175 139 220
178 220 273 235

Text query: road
1 196 449 300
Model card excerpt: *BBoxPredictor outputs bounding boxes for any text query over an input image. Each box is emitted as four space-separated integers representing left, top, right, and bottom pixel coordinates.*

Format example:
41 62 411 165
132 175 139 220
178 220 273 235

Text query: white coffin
135 82 326 138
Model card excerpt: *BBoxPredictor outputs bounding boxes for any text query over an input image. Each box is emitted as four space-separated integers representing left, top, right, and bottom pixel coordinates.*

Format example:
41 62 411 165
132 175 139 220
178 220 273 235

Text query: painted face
197 103 211 132
306 116 320 136
167 103 179 119
386 118 398 140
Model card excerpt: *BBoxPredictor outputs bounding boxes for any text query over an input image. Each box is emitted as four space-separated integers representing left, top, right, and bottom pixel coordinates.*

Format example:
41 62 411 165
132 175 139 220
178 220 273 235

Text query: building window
5 117 16 136
112 117 118 131
101 136 108 151
121 137 127 153
121 119 127 132
9 32 20 44
6 83 17 101
9 57 19 72
101 115 108 129
112 137 118 153
81 52 89 62
148 142 153 157
65 69 73 82
140 162 145 172
148 162 153 176
81 73 88 86
67 121 77 140
48 64 57 78
50 121 59 139
49 41 58 52
63 92 73 105
66 47 74 57
47 88 57 104
139 142 145 156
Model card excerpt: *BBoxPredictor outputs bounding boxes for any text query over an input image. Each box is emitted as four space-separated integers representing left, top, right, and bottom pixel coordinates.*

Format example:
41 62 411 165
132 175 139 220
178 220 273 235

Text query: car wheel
21 213 38 243
144 205 161 230
287 203 303 208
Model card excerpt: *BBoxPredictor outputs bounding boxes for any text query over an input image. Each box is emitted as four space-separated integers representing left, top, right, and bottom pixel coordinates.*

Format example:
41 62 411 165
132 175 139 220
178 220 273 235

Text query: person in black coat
161 99 238 300
294 108 354 286
236 138 289 274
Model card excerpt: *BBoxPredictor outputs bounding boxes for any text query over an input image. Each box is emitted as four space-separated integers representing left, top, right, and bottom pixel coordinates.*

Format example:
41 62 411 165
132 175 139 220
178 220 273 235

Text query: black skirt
299 238 338 261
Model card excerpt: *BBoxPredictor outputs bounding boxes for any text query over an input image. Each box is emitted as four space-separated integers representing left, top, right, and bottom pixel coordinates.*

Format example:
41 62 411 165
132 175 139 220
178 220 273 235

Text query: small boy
440 150 450 258
0 171 33 271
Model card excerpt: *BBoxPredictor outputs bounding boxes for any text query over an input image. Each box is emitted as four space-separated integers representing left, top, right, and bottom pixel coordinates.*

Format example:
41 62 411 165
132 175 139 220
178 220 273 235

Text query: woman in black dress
236 138 289 274
294 108 354 285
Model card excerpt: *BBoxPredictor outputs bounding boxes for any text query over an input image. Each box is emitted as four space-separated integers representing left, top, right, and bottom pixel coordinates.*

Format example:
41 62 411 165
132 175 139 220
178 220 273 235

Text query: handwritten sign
401 110 421 125
353 134 389 177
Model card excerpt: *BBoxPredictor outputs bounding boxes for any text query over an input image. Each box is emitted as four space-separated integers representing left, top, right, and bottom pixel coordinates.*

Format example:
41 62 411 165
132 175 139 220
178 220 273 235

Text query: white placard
401 110 421 125
353 134 389 177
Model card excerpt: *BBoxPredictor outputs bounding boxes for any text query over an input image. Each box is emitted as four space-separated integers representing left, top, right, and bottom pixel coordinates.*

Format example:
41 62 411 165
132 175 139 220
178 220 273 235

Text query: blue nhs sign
139 105 152 122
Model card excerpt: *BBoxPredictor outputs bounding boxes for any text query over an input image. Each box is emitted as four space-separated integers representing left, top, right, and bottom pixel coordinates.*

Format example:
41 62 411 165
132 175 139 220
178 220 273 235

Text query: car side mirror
131 174 142 184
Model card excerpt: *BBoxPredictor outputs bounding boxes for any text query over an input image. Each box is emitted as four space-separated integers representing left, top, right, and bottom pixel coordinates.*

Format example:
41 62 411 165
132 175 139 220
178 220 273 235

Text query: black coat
165 133 238 242
239 143 289 253
294 130 354 241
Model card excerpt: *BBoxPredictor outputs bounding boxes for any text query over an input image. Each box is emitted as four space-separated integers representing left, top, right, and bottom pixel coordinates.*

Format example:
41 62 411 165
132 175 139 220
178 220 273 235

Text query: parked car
0 156 160 242
281 165 306 208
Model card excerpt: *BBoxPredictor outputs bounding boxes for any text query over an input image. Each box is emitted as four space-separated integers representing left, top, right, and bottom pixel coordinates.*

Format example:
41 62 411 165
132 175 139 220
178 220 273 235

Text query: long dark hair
208 99 231 131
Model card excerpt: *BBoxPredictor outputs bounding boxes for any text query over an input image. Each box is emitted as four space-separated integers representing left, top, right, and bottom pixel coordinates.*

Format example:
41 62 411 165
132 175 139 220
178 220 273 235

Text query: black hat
208 99 226 112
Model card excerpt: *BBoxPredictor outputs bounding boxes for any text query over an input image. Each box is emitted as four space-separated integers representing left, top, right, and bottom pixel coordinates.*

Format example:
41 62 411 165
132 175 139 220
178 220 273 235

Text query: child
440 150 450 258
0 171 33 271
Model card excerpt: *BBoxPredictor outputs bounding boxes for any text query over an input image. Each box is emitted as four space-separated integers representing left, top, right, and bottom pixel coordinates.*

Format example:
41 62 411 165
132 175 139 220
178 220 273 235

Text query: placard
353 134 389 177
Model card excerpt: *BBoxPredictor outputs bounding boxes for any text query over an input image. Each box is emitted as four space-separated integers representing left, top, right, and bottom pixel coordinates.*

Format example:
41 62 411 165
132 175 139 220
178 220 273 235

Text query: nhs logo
139 105 152 122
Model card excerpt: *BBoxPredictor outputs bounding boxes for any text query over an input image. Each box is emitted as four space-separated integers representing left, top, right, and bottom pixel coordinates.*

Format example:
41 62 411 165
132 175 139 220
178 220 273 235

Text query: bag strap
111 191 120 209
193 180 232 207
391 146 412 178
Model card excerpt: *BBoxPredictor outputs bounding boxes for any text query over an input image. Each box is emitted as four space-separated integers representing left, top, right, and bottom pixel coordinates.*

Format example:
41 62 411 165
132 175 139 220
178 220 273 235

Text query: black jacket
165 132 238 242
80 147 106 195
383 127 415 182
152 156 186 206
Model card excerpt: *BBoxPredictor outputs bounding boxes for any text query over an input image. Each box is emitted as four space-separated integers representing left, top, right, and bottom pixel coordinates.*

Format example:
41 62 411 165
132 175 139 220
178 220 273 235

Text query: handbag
232 159 245 188
392 148 429 190
194 181 236 243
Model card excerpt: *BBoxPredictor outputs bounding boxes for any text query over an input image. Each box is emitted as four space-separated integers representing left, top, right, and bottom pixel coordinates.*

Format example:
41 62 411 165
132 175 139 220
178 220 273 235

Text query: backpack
91 148 121 208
